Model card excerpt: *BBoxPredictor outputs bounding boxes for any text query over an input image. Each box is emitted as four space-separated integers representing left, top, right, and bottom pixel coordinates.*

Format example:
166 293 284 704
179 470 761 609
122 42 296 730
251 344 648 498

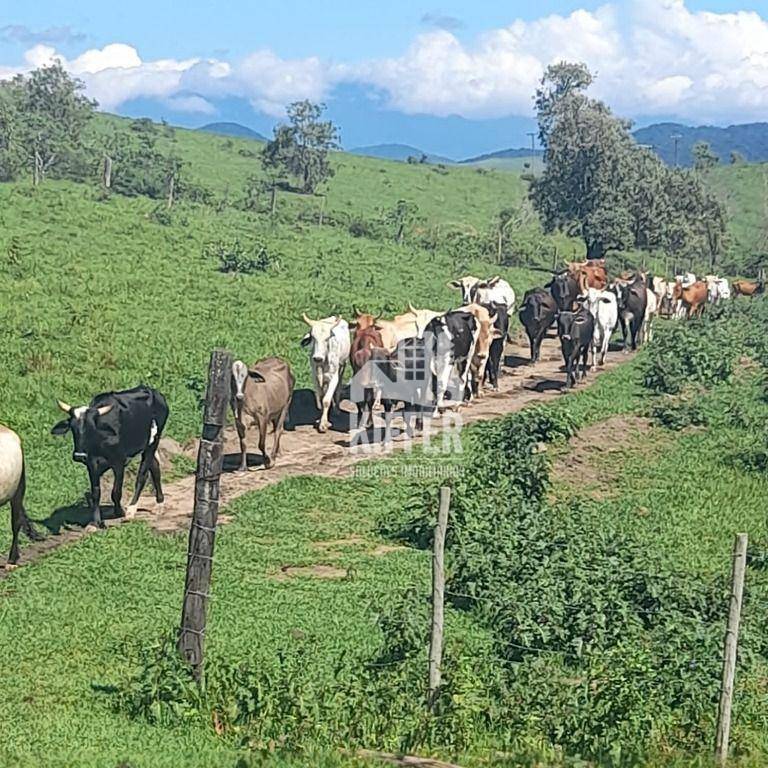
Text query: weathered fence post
715 532 748 766
428 486 451 709
178 348 232 680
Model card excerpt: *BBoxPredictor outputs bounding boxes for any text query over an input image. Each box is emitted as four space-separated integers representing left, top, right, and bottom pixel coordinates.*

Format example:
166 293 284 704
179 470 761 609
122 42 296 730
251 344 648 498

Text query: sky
1 0 767 157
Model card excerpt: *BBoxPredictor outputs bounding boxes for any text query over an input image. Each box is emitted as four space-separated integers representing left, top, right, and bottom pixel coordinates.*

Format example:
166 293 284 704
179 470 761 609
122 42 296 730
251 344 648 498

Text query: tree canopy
530 62 726 263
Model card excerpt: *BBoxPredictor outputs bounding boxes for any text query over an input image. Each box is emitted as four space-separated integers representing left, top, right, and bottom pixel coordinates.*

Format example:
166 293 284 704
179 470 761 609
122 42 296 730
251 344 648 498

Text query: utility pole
672 133 683 167
526 131 536 175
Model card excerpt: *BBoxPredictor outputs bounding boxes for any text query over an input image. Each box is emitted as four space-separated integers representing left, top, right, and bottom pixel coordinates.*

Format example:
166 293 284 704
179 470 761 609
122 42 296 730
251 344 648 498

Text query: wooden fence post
178 348 232 680
428 486 451 709
715 532 748 766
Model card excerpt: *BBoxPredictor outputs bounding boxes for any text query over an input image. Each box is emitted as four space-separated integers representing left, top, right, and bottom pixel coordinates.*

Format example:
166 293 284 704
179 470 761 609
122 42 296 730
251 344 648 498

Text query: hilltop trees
692 141 719 173
0 62 96 185
530 62 726 264
262 101 339 194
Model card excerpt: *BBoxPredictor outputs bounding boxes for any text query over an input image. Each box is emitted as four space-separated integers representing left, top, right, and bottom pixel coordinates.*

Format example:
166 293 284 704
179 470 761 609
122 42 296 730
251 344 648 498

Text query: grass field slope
1 117 768 768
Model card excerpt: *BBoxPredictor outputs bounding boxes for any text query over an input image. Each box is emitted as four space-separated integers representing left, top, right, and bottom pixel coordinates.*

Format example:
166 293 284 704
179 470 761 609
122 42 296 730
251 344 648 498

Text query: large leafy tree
530 63 637 260
1 61 96 185
262 100 339 194
530 62 727 265
692 140 719 173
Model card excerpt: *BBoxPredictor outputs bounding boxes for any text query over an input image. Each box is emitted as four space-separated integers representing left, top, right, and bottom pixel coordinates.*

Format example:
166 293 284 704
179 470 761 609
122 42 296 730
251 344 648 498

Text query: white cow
642 289 658 343
583 288 618 367
705 275 731 304
716 278 731 301
449 275 516 312
1 425 40 565
301 314 351 433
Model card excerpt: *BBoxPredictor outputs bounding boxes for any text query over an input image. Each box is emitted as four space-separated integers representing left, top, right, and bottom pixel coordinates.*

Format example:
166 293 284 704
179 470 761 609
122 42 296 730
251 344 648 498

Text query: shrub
204 236 277 274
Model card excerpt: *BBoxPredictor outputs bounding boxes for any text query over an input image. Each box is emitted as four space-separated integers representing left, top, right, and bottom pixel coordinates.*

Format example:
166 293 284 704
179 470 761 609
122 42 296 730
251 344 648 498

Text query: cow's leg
256 415 271 468
382 401 394 445
534 330 544 363
581 346 589 380
8 495 22 565
311 365 323 411
111 462 126 518
234 415 248 472
87 463 105 528
271 405 289 463
333 363 346 410
148 456 164 503
527 330 535 363
319 370 339 432
127 451 154 514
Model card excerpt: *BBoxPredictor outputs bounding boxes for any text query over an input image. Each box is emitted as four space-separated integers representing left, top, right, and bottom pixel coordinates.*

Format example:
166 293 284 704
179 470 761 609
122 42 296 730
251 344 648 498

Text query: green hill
195 121 267 141
348 143 454 164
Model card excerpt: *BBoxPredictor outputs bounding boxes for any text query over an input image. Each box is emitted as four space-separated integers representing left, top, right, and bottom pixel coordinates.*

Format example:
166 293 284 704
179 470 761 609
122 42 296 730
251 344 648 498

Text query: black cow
546 271 579 311
482 301 509 390
424 310 479 413
557 307 595 389
611 275 648 352
51 386 169 527
518 288 557 363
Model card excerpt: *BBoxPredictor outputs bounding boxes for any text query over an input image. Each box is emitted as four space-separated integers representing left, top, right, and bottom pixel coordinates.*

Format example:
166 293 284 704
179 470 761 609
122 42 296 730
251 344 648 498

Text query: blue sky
2 0 767 157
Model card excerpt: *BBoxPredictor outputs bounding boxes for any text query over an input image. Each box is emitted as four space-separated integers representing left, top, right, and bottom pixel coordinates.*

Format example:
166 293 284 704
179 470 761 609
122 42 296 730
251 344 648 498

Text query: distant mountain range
193 120 768 169
348 143 454 164
632 122 768 166
196 122 267 141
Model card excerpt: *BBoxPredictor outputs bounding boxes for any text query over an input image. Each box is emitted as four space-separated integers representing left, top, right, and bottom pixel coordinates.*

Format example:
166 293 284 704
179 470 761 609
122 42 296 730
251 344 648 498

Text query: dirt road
4 332 633 573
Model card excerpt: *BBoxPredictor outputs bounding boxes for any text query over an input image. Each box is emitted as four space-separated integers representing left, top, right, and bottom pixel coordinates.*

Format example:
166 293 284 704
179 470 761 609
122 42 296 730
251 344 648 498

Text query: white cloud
0 0 766 123
165 94 216 114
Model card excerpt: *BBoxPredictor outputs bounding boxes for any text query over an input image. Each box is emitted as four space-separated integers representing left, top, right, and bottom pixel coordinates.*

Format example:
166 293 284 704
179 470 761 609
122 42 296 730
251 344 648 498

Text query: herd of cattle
1 264 763 567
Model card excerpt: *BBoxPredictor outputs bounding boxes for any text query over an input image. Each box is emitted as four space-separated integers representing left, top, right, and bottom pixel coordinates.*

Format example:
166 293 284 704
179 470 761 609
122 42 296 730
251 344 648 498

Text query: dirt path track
4 333 632 574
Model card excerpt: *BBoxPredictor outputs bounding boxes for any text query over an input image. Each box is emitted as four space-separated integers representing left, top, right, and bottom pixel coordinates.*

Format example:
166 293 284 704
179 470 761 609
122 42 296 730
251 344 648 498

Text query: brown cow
458 303 502 399
672 280 708 318
350 314 388 429
568 259 608 290
230 357 294 471
732 279 764 298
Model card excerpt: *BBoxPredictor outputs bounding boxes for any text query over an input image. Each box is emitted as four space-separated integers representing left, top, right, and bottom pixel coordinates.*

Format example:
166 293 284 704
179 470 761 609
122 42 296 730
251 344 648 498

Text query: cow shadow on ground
525 378 564 393
286 388 320 430
504 353 531 368
40 497 122 534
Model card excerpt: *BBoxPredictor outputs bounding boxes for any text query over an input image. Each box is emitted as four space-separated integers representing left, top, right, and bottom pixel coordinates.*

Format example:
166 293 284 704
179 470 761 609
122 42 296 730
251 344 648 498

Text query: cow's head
448 276 480 305
301 313 343 363
51 400 113 463
549 273 578 311
350 309 381 332
231 360 266 401
556 311 577 341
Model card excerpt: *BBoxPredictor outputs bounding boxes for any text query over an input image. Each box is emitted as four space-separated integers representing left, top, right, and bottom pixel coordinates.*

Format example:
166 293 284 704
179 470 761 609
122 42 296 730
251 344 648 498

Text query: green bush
204 236 276 274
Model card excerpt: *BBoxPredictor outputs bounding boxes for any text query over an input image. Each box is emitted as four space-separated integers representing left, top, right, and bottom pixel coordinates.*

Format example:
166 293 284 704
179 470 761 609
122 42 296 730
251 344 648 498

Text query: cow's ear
300 333 312 348
248 371 266 382
448 280 461 288
51 419 70 436
486 276 500 287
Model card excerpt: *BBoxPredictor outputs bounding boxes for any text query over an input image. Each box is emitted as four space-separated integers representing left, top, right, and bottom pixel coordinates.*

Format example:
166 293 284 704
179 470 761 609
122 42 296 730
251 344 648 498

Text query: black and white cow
610 275 648 352
482 302 509 390
518 288 557 363
557 307 595 389
424 310 479 414
51 386 169 527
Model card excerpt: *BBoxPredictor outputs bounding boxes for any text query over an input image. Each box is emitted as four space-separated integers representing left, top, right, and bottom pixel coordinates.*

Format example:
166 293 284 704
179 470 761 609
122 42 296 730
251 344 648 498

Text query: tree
261 101 339 194
3 62 96 185
730 150 746 165
692 141 719 173
530 63 637 260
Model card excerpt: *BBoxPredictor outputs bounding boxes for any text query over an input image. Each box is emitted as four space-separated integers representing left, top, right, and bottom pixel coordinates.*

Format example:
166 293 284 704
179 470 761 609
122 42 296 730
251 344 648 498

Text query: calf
610 275 648 351
51 386 168 527
458 303 502 399
568 259 607 289
557 307 595 389
482 302 509 390
350 316 388 430
519 288 557 363
583 288 617 367
301 314 351 432
424 310 479 414
231 357 294 471
1 426 42 565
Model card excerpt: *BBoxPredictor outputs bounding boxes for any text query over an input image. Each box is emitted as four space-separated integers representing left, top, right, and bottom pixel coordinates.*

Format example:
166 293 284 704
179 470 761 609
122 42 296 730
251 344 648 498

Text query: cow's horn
408 302 417 313
57 399 72 414
301 312 314 325
96 404 113 417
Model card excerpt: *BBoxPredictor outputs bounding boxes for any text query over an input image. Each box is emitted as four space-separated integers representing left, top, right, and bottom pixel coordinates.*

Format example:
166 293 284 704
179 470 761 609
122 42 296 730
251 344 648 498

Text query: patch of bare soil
274 564 348 580
550 415 658 501
4 333 635 575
